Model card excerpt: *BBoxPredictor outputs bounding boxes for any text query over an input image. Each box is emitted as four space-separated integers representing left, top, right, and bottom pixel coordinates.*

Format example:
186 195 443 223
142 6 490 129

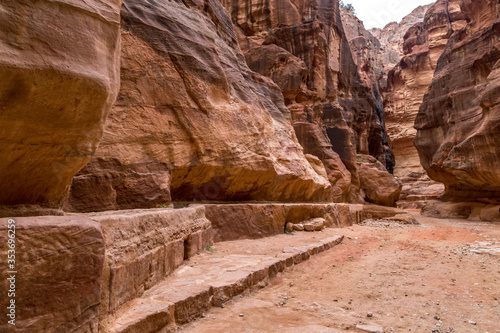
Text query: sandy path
181 213 500 333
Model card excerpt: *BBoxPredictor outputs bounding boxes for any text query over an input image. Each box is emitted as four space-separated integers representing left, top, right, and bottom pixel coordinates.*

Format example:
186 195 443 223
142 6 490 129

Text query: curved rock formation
415 0 500 203
221 0 395 202
383 0 466 205
66 0 333 212
0 0 121 208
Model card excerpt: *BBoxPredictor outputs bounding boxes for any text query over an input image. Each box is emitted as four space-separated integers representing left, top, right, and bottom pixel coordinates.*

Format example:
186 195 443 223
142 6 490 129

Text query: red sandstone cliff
0 0 121 210
370 5 431 94
221 0 398 205
65 0 334 212
383 0 466 206
414 0 500 204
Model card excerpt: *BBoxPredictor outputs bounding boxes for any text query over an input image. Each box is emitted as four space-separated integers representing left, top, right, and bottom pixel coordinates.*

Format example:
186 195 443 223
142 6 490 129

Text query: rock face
221 0 395 202
383 0 466 205
341 10 382 101
414 0 500 204
66 0 334 212
370 5 431 93
0 0 121 208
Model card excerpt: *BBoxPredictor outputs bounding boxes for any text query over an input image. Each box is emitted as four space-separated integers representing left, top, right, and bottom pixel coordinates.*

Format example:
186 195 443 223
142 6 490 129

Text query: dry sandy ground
180 213 500 333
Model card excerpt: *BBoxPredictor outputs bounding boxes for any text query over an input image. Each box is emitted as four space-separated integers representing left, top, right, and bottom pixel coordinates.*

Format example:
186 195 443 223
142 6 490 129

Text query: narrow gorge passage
183 214 500 333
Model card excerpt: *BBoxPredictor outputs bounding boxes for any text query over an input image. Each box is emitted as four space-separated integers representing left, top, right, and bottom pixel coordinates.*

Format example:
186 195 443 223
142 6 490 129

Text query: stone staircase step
111 235 344 332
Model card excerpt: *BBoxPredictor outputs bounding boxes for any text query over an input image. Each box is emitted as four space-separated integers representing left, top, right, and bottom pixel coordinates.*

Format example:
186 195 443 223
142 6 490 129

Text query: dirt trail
181 214 500 333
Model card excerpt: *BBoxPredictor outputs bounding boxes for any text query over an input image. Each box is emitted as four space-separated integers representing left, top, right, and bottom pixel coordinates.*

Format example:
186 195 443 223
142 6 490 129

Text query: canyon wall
370 5 431 94
415 0 500 204
221 0 397 204
0 0 121 210
383 0 466 205
65 0 334 212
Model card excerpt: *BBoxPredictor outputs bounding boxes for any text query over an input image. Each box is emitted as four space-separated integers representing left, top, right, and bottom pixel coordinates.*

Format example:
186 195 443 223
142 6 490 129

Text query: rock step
111 235 344 333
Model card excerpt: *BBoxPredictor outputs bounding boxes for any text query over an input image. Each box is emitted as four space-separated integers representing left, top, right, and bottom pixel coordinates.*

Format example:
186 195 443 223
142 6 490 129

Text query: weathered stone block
0 216 104 333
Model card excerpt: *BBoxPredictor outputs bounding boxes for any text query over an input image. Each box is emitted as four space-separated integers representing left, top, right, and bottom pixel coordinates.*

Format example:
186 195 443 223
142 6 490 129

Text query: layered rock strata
222 0 396 202
66 0 334 212
384 0 467 204
0 0 121 209
370 5 431 93
414 0 500 204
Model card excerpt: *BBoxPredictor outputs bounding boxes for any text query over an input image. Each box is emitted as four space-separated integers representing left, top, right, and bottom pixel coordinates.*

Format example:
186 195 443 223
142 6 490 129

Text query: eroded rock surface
0 0 121 208
66 0 333 212
384 0 466 204
222 0 395 203
414 0 500 203
370 5 431 93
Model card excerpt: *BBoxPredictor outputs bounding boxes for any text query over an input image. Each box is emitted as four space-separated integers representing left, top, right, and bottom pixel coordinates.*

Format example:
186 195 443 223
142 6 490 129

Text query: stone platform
110 233 344 332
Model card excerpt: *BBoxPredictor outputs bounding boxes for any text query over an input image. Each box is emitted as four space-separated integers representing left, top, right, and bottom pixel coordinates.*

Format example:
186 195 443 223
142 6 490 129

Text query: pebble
239 313 244 317
468 320 477 325
367 312 373 317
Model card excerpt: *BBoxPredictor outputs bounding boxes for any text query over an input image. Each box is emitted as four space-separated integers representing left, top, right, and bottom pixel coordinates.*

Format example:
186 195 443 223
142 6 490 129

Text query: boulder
303 218 326 231
285 222 294 233
357 154 402 207
293 224 305 231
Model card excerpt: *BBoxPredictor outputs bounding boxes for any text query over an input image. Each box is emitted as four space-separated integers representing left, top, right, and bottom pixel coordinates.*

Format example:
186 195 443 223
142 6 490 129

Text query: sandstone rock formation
341 10 382 102
356 154 402 207
222 0 395 202
0 0 121 208
383 0 467 206
370 4 431 93
414 0 500 204
66 0 334 212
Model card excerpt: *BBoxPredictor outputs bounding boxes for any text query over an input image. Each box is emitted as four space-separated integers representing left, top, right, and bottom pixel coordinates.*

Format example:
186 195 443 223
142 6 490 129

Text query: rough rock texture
414 0 500 204
370 5 431 93
0 0 121 208
384 0 466 204
87 206 212 331
222 0 395 203
341 10 383 104
66 0 334 212
422 201 500 222
205 203 357 242
0 217 105 333
356 154 402 207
